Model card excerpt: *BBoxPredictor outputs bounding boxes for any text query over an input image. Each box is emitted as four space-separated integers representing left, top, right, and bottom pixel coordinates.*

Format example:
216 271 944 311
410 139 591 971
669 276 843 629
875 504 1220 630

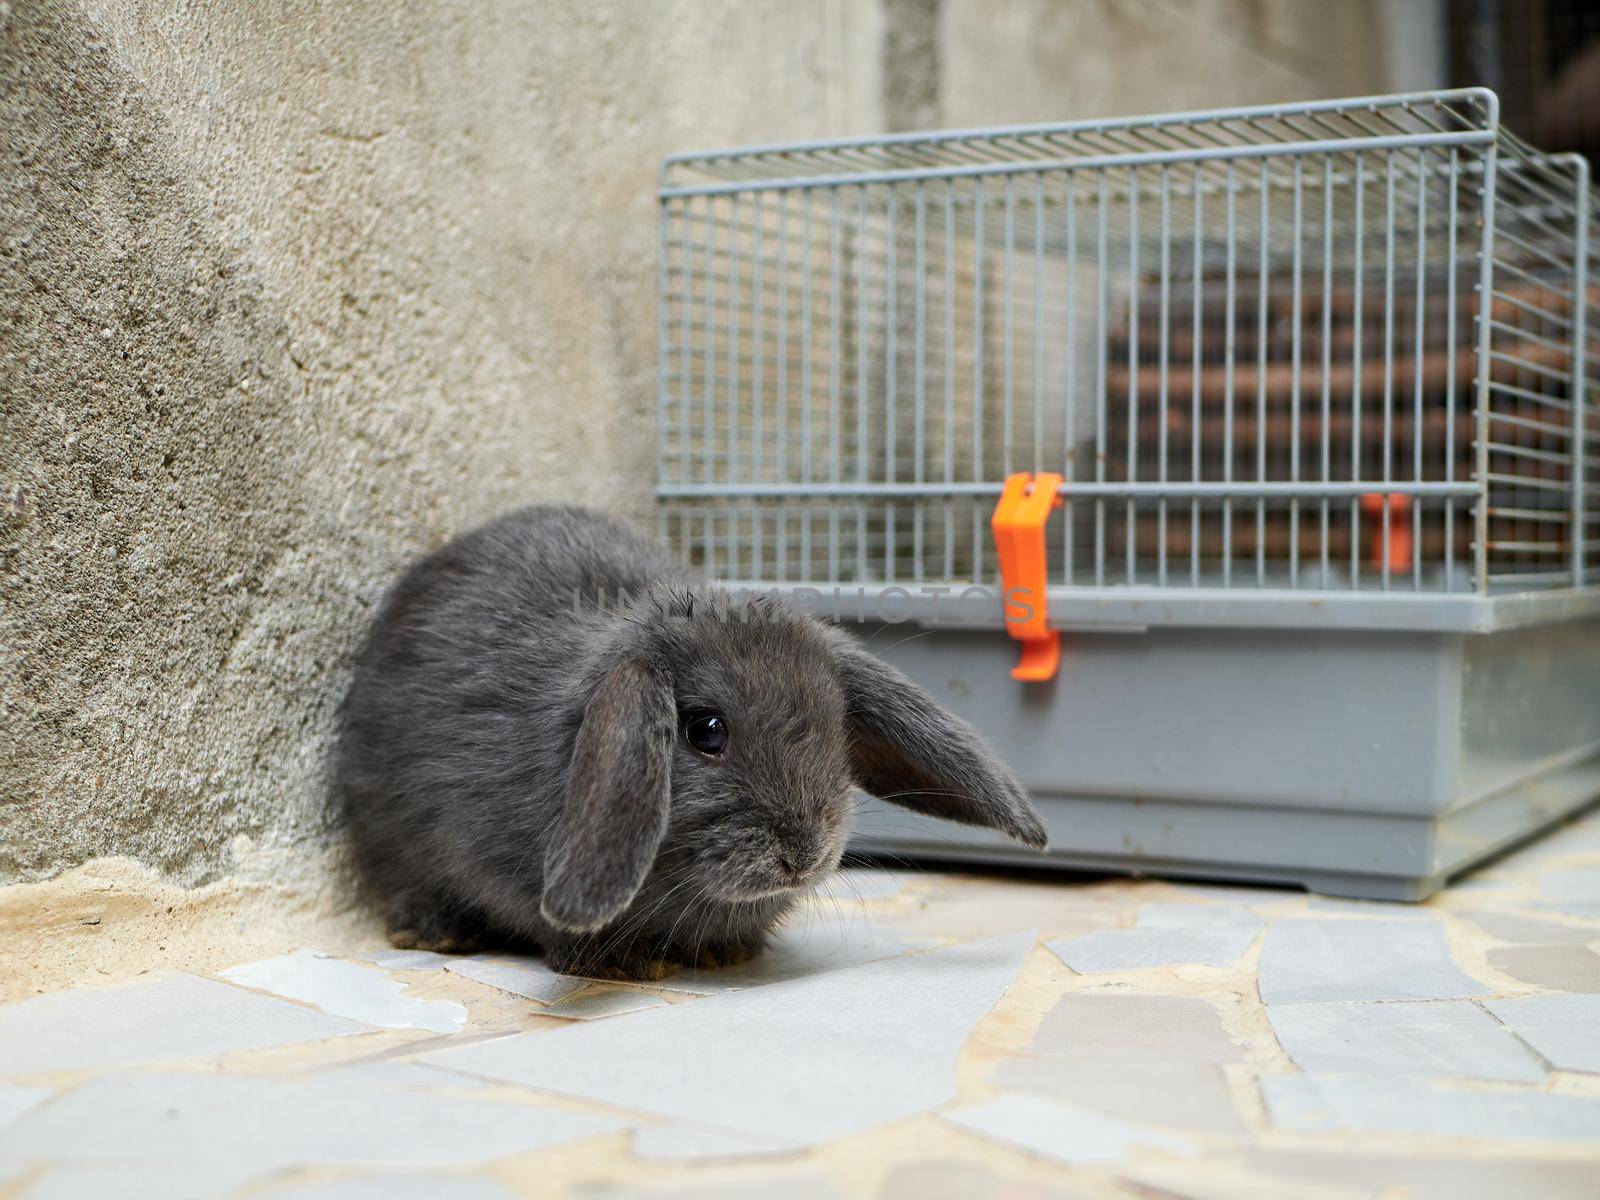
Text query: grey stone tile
422 932 1033 1146
1502 811 1600 865
1265 1000 1547 1081
1539 867 1600 916
0 975 368 1075
1260 1073 1600 1140
640 909 933 995
1257 918 1486 1005
1488 945 1600 993
356 949 459 971
1461 910 1600 944
1161 883 1277 906
220 952 466 1034
992 1058 1241 1132
1303 896 1434 918
629 1124 803 1161
1135 900 1264 940
0 1072 621 1169
322 1059 493 1091
1023 993 1242 1064
442 956 586 1005
814 867 908 900
20 1162 267 1200
1484 994 1600 1073
540 989 668 1020
1045 903 1263 972
0 1085 50 1129
258 1174 514 1199
1442 880 1519 903
944 1093 1194 1166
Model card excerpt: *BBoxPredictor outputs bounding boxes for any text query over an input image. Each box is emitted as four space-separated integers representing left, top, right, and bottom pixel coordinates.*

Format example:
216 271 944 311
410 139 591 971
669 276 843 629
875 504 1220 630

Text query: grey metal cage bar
654 91 1600 900
657 89 1599 625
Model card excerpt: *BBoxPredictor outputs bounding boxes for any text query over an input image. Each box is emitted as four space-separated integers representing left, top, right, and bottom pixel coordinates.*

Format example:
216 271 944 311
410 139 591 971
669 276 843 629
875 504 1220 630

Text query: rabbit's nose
777 838 829 880
775 841 811 877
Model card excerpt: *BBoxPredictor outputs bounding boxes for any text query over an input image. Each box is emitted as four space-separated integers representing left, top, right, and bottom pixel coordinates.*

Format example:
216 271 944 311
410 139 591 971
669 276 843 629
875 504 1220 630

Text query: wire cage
657 88 1598 620
655 90 1600 899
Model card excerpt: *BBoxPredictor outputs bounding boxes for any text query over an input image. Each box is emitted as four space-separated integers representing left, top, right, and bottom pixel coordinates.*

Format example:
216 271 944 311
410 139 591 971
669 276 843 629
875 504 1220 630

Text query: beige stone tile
1461 910 1600 944
992 1058 1241 1132
1021 993 1244 1064
945 1093 1195 1167
1213 1149 1600 1200
1488 945 1600 993
879 1160 1082 1200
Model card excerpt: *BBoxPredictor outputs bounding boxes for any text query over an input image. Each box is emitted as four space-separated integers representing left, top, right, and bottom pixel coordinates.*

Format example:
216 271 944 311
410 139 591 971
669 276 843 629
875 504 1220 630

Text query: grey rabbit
335 505 1047 980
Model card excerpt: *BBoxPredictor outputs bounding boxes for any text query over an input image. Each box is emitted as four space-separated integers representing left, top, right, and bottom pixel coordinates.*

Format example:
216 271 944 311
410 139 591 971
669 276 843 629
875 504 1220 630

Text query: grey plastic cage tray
840 593 1600 900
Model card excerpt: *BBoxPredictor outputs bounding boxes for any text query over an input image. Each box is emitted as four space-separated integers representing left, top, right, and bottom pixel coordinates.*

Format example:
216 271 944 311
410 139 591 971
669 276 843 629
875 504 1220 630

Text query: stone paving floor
2 809 1600 1199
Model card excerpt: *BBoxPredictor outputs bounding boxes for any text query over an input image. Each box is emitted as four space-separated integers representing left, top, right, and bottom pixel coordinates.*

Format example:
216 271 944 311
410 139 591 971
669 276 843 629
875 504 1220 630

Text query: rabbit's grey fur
336 506 1046 979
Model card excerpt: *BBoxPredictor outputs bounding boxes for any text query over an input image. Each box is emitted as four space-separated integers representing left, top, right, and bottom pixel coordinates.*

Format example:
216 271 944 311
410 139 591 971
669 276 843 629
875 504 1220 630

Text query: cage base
851 761 1600 900
842 612 1600 901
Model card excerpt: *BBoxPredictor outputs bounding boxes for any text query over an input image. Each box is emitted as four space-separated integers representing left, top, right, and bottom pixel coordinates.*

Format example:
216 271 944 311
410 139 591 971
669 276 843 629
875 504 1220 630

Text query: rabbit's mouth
718 855 838 901
732 876 819 896
724 871 824 901
741 845 847 900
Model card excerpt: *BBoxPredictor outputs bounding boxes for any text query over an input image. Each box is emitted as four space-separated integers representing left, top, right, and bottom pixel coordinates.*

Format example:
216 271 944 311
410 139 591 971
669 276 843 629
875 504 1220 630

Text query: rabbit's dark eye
684 713 730 758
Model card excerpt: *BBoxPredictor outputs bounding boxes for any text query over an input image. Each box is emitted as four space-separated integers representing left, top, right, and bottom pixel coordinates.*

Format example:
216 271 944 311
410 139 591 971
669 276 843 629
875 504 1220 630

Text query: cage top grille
656 89 1598 606
662 89 1499 193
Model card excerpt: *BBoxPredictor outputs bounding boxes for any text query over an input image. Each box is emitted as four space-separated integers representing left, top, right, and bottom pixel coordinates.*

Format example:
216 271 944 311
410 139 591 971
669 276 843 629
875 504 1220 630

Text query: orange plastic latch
991 471 1065 682
1360 492 1413 572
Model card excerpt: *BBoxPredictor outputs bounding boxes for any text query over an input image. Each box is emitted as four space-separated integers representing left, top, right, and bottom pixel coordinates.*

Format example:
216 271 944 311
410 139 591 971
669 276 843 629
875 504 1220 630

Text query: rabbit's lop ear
541 658 676 933
832 635 1048 850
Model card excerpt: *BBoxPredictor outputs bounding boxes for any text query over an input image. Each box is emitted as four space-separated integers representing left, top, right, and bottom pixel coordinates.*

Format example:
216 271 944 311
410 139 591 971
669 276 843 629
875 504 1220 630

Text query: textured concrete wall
1 0 883 889
941 0 1399 127
3 0 1398 892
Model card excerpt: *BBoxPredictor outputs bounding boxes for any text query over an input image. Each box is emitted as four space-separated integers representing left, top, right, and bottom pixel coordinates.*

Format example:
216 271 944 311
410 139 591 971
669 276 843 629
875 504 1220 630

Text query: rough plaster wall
3 0 1398 894
1 0 881 888
881 0 942 132
941 0 1397 126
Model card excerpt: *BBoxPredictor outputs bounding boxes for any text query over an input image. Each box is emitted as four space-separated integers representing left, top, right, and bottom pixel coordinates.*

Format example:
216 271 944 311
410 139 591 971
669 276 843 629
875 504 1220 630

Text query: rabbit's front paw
547 944 676 982
689 938 763 970
386 890 485 955
388 927 484 955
